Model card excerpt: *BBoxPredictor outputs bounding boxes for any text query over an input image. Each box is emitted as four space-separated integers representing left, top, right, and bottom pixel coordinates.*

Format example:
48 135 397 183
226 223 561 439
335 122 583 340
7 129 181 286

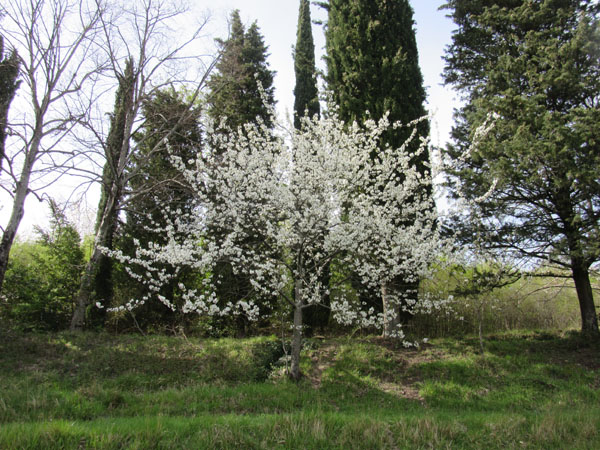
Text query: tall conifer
115 88 203 329
208 10 275 130
325 0 431 332
442 0 600 337
293 0 320 129
326 0 428 156
206 11 277 334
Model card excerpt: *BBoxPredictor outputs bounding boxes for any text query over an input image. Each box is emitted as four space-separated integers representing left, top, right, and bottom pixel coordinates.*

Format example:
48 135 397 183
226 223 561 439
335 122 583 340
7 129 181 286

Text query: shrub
0 203 84 331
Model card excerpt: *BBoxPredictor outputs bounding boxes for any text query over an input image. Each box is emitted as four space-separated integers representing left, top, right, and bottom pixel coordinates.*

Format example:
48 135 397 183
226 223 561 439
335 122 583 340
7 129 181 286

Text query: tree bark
70 248 101 330
571 259 599 337
290 279 304 381
70 192 119 331
382 282 400 338
0 134 40 293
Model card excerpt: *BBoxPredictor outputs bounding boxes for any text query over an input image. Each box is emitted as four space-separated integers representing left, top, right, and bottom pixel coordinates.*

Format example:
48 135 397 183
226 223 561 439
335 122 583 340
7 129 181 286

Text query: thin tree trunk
571 259 599 337
478 301 485 355
290 279 304 381
70 247 102 330
0 136 40 293
70 194 118 331
382 282 400 338
0 193 25 291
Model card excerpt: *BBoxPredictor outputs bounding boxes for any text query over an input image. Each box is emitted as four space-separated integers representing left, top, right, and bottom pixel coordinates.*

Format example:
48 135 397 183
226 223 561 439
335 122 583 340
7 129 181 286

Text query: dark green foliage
1 202 84 331
0 35 20 171
293 0 320 129
89 59 136 326
325 0 429 158
325 0 431 318
442 0 600 336
207 10 275 131
125 88 203 243
95 59 135 237
206 10 278 334
112 88 204 331
251 339 286 381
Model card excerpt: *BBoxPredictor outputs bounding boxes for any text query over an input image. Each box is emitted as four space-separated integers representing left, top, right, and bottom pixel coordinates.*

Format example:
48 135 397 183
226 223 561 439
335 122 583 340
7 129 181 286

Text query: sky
2 0 459 237
205 0 459 147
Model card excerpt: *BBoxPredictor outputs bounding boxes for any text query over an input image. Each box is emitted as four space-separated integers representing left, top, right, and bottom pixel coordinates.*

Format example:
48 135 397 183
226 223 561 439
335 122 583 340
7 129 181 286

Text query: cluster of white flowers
108 105 450 351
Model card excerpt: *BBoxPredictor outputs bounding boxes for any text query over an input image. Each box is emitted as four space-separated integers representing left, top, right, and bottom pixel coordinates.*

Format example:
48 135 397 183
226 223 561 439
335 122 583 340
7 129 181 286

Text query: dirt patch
377 380 424 402
543 346 600 370
307 340 427 402
308 344 338 389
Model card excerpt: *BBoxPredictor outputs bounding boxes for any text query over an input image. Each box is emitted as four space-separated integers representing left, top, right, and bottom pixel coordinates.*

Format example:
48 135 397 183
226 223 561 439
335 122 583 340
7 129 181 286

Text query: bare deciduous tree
0 35 21 172
70 0 217 330
0 0 104 292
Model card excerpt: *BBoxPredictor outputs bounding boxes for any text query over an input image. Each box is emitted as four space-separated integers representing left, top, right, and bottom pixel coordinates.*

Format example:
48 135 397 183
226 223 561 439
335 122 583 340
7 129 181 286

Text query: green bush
0 203 84 331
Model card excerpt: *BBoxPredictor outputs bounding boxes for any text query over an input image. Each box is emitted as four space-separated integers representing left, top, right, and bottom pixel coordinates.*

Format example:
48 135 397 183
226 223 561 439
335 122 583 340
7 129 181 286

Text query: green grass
0 329 598 448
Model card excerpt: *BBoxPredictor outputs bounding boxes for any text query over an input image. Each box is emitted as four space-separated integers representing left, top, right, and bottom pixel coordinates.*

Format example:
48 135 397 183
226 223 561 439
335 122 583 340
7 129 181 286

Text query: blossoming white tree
108 109 444 380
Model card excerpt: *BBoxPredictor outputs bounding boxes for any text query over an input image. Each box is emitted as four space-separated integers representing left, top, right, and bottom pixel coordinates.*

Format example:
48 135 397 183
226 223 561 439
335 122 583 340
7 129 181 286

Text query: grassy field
0 329 598 449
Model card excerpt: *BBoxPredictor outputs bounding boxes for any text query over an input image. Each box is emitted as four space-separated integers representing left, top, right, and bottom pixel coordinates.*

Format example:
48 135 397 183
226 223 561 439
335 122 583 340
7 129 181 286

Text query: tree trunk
290 279 304 381
571 259 599 337
382 282 400 338
70 248 101 330
0 199 24 292
70 194 119 331
477 301 485 355
0 136 40 293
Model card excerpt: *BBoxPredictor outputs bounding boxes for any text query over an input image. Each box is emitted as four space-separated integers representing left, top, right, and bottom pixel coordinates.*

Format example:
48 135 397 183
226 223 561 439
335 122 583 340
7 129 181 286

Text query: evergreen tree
325 0 431 332
294 0 320 129
0 35 20 172
325 0 429 156
115 88 203 330
127 89 202 224
207 10 275 131
3 201 84 331
84 59 135 327
442 0 600 337
206 10 277 334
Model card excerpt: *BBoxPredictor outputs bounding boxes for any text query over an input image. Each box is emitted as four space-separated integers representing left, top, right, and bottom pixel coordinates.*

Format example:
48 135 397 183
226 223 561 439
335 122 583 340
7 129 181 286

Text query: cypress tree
111 88 203 330
88 59 135 326
325 0 431 332
326 0 428 155
0 36 20 172
206 10 277 335
293 0 329 332
293 0 320 129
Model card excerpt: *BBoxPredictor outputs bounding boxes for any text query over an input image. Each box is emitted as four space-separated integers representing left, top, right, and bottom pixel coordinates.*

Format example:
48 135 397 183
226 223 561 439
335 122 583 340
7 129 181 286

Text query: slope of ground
0 329 598 448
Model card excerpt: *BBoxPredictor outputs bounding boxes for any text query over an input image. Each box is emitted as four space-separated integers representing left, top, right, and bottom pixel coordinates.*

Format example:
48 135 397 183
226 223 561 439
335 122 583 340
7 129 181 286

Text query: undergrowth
0 329 598 448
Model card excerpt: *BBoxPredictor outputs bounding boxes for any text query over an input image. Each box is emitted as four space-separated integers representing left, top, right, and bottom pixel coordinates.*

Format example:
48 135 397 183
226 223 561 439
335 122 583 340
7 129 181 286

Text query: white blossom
108 104 451 365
